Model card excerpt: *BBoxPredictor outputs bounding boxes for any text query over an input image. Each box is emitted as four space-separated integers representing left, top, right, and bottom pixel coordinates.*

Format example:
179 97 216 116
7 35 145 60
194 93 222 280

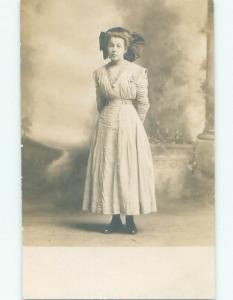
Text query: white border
215 0 233 299
23 247 214 299
0 1 21 300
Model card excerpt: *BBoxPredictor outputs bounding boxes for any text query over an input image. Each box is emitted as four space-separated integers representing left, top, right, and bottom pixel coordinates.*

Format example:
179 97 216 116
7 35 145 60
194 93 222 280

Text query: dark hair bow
99 31 108 51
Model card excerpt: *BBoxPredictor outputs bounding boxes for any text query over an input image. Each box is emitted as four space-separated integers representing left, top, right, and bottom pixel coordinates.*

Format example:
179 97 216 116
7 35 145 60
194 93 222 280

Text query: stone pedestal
151 143 195 203
195 139 214 177
150 141 214 205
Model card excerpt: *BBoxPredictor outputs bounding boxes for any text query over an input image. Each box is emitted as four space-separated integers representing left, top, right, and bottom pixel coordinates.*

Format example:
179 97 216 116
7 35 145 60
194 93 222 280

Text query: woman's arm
93 70 106 113
135 68 150 123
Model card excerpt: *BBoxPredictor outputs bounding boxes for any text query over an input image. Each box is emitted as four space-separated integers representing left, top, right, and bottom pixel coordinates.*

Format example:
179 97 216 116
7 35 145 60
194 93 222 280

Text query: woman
82 27 157 234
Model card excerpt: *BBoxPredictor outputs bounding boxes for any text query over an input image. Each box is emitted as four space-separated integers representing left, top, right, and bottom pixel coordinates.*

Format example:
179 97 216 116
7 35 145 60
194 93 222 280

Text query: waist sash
107 98 133 105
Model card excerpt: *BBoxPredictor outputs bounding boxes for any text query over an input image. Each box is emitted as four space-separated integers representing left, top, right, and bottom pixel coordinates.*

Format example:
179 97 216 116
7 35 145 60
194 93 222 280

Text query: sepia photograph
22 0 214 247
21 0 215 298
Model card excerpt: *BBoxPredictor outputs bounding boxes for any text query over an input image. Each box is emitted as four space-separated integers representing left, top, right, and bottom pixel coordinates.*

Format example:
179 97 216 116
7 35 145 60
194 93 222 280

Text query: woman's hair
99 27 145 62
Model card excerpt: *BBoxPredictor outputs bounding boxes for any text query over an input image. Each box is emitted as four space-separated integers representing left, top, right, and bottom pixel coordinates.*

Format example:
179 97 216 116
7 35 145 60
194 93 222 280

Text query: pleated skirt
82 100 157 215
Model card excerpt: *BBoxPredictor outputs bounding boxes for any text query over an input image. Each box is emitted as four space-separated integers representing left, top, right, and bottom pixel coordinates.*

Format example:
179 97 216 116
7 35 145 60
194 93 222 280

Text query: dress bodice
93 61 150 122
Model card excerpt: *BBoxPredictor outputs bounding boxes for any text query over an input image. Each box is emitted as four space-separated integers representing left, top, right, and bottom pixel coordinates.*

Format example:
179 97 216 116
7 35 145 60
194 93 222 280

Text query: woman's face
107 36 127 62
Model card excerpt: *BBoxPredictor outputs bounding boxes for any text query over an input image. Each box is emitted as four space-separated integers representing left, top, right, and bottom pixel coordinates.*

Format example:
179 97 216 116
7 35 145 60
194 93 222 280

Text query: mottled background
21 0 207 146
21 0 215 246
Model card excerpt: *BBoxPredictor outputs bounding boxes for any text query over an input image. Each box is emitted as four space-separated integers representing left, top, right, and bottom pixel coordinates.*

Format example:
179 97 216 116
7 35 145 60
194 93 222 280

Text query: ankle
126 215 135 224
111 214 121 222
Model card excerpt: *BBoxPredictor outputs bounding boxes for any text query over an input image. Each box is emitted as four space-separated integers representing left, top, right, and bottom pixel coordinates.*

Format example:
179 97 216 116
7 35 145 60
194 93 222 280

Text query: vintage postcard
21 0 215 299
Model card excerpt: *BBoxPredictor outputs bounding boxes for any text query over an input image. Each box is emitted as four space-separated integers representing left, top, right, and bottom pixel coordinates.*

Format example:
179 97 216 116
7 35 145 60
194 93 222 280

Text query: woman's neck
109 59 126 67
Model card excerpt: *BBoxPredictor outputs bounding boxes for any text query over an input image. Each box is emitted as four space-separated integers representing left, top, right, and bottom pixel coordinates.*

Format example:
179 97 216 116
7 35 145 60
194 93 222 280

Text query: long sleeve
93 70 106 113
135 68 150 123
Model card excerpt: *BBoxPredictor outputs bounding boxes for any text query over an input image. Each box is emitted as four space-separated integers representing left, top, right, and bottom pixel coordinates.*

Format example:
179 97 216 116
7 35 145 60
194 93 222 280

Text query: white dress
82 60 157 215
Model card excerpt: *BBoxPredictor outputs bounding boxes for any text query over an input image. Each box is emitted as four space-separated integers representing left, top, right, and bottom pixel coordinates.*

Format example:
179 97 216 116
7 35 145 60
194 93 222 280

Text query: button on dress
82 60 157 215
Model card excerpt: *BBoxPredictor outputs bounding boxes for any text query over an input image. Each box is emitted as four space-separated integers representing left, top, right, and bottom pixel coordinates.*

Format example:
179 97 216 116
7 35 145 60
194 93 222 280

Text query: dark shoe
104 216 123 234
126 216 137 234
126 222 137 234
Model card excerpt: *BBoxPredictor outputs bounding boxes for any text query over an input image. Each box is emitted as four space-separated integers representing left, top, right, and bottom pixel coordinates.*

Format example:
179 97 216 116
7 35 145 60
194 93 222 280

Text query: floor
23 198 215 247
